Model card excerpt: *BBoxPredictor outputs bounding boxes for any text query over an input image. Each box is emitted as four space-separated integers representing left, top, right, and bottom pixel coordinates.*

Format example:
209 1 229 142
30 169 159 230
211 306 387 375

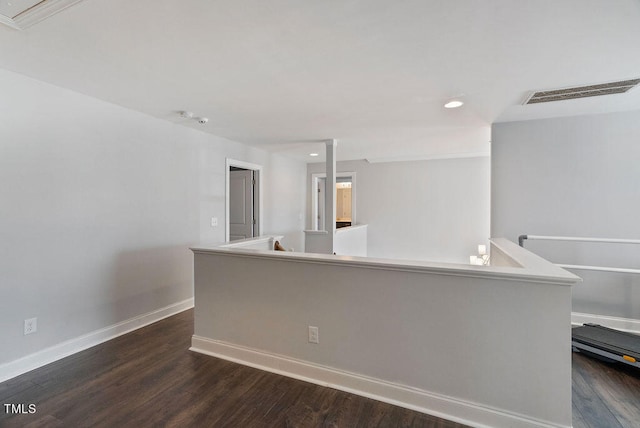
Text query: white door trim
311 172 356 231
226 158 263 242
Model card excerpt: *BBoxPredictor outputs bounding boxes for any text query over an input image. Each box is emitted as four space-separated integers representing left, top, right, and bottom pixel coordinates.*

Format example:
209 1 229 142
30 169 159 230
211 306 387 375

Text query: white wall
307 158 490 263
191 241 576 428
261 155 306 252
0 68 306 367
492 110 640 322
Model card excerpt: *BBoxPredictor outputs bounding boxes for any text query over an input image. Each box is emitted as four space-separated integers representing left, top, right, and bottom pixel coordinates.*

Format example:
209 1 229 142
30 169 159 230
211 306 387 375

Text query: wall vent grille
524 79 640 105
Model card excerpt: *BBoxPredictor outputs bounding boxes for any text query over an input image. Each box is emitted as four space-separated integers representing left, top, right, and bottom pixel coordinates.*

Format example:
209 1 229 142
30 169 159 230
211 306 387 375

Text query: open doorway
311 172 356 230
226 159 262 241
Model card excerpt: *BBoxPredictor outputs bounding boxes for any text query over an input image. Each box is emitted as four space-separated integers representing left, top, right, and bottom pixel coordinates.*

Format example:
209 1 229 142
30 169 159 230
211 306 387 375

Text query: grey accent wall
0 69 306 365
492 111 640 320
192 245 575 427
307 157 490 263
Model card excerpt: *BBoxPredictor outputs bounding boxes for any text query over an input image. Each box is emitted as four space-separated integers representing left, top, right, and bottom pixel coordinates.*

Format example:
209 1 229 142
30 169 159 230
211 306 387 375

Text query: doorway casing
310 172 356 231
225 158 263 242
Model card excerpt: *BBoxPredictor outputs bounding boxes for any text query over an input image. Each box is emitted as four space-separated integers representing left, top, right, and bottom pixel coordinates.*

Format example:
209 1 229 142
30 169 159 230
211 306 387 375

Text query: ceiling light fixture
309 153 319 157
444 100 464 109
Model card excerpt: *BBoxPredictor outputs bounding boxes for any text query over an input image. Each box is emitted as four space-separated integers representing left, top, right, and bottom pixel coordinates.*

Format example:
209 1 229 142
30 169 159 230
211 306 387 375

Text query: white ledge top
336 224 368 233
191 237 581 286
304 224 368 234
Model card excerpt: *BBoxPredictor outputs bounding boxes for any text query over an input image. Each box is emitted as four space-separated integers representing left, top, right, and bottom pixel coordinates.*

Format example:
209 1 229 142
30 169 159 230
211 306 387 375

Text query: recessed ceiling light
444 100 464 109
309 153 319 157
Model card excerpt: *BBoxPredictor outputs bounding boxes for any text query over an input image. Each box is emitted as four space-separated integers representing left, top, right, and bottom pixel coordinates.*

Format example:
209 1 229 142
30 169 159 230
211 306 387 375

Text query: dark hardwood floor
2 309 639 427
572 350 640 428
0 310 466 428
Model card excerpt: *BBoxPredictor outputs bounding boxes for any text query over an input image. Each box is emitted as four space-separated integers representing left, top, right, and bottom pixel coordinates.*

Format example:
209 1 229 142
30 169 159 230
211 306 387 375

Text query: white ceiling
1 0 640 162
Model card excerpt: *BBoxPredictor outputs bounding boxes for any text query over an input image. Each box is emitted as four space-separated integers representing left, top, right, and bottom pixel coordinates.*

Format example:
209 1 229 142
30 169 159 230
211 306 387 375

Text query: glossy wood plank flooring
572 350 640 428
2 309 640 427
0 310 466 428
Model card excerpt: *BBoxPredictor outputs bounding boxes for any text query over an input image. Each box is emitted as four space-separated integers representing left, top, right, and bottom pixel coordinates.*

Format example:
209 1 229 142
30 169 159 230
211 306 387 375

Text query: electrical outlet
308 326 319 344
24 318 37 335
210 217 218 227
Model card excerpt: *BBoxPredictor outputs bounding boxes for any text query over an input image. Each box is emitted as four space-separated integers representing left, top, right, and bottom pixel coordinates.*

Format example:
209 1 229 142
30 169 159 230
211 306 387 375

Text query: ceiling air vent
524 78 640 105
0 0 85 30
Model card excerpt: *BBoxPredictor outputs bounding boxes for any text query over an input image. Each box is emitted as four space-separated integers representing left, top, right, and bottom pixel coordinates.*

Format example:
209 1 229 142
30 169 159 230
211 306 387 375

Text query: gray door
229 169 254 240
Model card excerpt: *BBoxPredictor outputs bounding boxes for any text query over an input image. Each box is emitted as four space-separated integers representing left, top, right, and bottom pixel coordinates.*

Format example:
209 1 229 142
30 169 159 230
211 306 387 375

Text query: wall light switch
211 217 218 227
24 318 37 335
308 326 319 344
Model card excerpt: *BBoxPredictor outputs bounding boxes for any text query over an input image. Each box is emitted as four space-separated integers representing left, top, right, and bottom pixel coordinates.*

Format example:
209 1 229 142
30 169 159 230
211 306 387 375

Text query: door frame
310 171 356 231
226 158 262 242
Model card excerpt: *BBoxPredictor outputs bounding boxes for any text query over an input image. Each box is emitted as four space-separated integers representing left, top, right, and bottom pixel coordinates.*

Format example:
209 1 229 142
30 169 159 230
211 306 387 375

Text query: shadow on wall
524 240 640 319
572 270 640 319
107 244 194 323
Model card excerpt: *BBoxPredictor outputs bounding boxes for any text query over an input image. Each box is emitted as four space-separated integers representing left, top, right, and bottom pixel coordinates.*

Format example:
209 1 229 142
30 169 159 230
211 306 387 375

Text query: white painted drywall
307 158 490 263
492 110 640 321
334 224 367 256
0 68 306 367
260 155 306 252
191 242 576 428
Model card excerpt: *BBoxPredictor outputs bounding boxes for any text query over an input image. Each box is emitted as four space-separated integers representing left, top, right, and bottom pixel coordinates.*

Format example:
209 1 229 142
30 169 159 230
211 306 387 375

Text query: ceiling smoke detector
524 78 640 105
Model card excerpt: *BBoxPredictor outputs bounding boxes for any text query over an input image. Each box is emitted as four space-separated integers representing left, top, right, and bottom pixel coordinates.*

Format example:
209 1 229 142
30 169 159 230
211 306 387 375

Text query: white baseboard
190 336 569 428
0 298 194 383
572 312 640 334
